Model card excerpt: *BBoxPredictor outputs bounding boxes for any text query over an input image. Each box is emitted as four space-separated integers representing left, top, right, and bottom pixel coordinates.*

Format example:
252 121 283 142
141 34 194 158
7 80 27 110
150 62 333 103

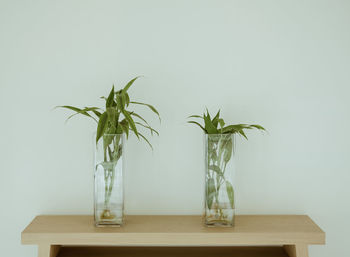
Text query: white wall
1 0 349 256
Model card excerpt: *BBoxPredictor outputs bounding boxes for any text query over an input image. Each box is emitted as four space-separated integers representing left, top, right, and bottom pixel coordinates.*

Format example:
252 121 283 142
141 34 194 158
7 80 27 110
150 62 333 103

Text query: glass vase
94 133 125 227
204 134 235 227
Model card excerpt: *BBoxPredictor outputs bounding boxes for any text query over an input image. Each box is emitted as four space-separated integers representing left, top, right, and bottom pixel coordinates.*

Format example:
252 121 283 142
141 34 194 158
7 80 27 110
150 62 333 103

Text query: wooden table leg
38 245 61 257
284 244 309 257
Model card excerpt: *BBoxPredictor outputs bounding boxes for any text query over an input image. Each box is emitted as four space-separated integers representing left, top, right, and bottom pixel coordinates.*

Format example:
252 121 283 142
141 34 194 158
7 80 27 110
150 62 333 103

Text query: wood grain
21 215 325 246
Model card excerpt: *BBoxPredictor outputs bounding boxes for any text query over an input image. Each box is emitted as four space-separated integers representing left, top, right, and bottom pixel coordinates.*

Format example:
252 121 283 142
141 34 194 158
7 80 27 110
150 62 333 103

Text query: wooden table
21 215 325 257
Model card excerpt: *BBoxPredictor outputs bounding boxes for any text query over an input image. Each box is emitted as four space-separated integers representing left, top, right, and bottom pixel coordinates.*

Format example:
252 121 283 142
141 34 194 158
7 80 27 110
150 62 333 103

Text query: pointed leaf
203 112 218 134
138 132 153 150
59 106 98 123
106 86 115 108
122 76 141 93
238 129 248 140
251 124 266 131
57 105 81 113
187 115 203 119
96 112 108 143
129 112 151 127
187 121 206 132
122 109 139 138
130 101 161 121
135 122 159 136
212 110 220 128
206 108 211 120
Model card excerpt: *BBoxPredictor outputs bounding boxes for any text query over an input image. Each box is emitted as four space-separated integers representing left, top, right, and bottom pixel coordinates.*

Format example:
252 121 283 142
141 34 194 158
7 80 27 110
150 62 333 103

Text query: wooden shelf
56 246 289 257
21 215 325 257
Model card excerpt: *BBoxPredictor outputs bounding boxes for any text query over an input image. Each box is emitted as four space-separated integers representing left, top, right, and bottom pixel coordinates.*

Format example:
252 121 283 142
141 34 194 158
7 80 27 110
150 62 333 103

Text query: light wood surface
56 246 289 257
283 245 309 257
38 245 61 257
22 215 325 246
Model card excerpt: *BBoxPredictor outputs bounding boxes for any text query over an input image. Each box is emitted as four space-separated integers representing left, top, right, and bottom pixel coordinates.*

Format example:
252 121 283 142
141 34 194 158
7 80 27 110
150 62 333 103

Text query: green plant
188 109 265 225
58 76 160 148
57 76 160 222
188 109 265 137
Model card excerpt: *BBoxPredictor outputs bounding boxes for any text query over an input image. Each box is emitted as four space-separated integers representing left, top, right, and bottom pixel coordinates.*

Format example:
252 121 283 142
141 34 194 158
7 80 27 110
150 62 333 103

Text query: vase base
205 221 234 227
95 223 123 227
205 216 235 227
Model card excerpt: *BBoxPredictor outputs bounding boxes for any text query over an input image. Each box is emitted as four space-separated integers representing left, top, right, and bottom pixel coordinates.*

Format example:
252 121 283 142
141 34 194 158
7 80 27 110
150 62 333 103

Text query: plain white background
1 0 349 256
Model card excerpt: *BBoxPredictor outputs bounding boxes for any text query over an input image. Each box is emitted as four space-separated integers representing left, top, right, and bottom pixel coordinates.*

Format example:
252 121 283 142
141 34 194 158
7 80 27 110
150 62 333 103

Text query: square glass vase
204 134 235 227
94 134 125 227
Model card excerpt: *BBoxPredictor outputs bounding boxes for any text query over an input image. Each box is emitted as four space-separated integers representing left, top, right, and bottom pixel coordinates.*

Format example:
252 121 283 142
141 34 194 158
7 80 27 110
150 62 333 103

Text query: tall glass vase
94 133 125 227
204 134 235 227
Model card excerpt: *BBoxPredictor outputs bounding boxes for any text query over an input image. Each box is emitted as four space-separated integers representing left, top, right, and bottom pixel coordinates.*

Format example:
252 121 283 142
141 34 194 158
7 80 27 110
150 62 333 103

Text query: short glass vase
94 133 125 227
204 134 235 227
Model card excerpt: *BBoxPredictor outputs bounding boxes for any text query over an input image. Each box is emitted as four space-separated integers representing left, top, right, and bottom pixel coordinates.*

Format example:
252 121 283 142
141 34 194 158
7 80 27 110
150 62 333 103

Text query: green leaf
209 149 217 161
125 93 130 106
130 101 161 122
206 178 216 209
218 118 225 129
226 181 234 209
138 132 153 150
116 126 123 134
206 108 211 120
119 119 129 138
223 137 233 163
222 125 241 133
187 115 203 119
187 121 205 132
92 109 102 118
56 105 82 113
218 136 228 160
135 122 159 136
59 106 99 123
96 112 108 143
103 134 115 156
238 129 248 140
116 93 124 110
115 143 123 161
208 165 223 176
129 112 151 127
237 124 254 129
212 110 220 128
122 76 141 93
122 109 139 138
106 107 117 125
251 124 266 131
186 109 265 140
106 86 115 108
203 112 218 134
121 92 127 108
